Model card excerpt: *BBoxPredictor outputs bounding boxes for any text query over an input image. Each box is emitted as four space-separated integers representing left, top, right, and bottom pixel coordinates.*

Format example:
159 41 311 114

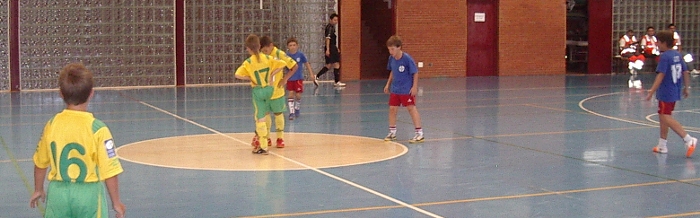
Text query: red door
360 0 395 79
467 0 498 76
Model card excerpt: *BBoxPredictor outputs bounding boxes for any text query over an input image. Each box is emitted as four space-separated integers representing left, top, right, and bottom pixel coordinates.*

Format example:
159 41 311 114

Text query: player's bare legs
657 114 696 157
407 105 421 129
407 105 424 143
660 114 689 140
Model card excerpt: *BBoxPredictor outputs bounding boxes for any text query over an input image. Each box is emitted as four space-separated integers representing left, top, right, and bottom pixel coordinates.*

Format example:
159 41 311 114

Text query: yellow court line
412 126 651 143
648 211 700 218
1 84 656 110
0 158 32 163
0 91 586 111
5 91 671 129
524 103 576 113
240 178 700 218
480 126 653 138
0 136 45 215
0 101 576 128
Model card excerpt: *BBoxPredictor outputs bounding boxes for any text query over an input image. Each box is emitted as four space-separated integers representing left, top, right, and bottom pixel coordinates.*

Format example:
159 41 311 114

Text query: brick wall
498 1 566 75
341 0 566 79
395 0 468 78
339 0 361 81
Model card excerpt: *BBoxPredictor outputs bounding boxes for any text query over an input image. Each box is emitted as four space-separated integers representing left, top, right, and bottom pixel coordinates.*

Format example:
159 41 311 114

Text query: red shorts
388 93 416 107
286 80 304 93
658 101 676 115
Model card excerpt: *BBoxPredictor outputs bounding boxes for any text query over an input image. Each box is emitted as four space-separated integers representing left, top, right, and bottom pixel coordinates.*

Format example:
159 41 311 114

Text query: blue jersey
286 51 308 81
387 52 418 94
655 50 688 102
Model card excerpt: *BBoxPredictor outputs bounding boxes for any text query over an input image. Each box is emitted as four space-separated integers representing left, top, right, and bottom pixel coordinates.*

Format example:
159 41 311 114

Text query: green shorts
270 96 287 114
252 86 274 120
45 181 108 218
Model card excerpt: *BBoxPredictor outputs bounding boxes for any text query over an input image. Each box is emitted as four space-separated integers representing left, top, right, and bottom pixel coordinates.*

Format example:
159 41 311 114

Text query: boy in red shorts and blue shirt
646 30 697 157
383 35 424 143
285 37 315 120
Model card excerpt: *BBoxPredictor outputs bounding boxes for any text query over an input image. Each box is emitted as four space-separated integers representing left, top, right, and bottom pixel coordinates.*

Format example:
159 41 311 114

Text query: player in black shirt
315 13 345 87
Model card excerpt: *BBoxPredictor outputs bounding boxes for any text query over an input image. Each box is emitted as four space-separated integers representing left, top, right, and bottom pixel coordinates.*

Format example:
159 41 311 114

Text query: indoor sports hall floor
3 73 700 217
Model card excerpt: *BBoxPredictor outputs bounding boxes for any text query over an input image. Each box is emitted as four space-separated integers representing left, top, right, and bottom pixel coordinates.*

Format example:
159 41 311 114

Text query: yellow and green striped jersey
33 109 123 183
235 54 288 88
270 47 297 99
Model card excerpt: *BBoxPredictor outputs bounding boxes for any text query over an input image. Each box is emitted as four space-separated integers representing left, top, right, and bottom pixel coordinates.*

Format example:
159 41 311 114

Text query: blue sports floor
3 74 700 217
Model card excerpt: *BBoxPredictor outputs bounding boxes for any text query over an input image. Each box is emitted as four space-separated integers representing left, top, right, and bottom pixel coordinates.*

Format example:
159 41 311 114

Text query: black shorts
325 46 340 64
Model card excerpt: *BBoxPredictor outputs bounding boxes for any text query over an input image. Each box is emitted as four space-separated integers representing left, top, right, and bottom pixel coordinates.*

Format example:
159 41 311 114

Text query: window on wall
612 0 672 56
0 1 8 90
675 0 700 68
566 0 588 42
612 0 698 70
566 0 588 72
185 0 337 85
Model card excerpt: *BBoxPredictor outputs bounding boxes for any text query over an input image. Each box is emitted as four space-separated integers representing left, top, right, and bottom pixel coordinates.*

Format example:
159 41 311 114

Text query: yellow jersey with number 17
235 54 288 88
33 109 123 183
270 47 297 99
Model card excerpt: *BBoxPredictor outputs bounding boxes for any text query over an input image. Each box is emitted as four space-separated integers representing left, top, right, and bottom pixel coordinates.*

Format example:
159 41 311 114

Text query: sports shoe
334 82 346 87
686 137 697 158
289 113 295 120
294 109 300 117
409 133 424 143
276 138 285 148
251 136 260 147
252 136 272 148
252 148 269 155
653 146 668 154
384 132 396 141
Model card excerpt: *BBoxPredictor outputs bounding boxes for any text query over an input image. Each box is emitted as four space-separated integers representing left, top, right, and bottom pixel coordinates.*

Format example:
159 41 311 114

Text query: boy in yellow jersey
252 36 298 148
235 34 287 154
30 63 126 218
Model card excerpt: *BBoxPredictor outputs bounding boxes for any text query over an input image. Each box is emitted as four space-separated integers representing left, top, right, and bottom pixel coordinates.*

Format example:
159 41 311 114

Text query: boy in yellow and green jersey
30 63 126 218
235 34 287 154
250 36 298 149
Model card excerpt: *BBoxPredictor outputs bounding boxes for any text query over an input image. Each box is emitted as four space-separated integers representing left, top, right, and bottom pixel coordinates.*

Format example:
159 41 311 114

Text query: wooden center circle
116 133 407 171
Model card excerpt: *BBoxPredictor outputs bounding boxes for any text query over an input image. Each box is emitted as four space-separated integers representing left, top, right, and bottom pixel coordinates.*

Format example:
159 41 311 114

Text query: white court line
133 99 443 218
578 92 700 134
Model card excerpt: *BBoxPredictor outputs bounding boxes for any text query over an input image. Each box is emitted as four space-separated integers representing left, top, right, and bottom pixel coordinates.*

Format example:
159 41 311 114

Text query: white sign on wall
475 13 486 22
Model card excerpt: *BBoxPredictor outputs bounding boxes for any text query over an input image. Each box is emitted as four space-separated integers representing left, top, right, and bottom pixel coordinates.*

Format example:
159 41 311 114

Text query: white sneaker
686 137 697 158
334 82 346 87
691 69 700 75
653 145 668 154
408 133 424 143
384 132 396 141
